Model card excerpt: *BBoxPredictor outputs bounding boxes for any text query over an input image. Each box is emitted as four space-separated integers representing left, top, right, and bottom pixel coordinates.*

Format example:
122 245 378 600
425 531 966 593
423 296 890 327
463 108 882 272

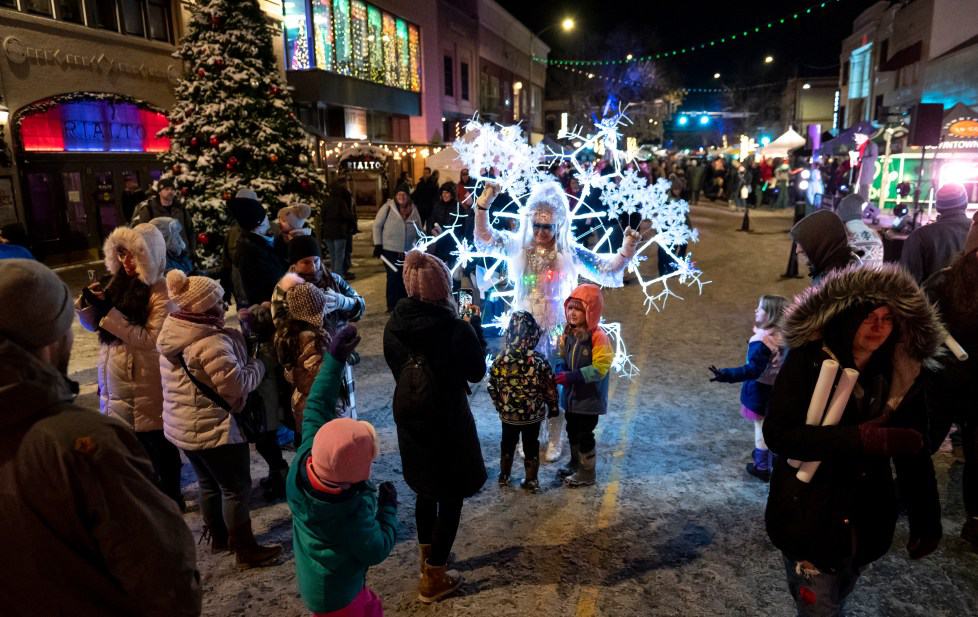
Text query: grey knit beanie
0 259 74 349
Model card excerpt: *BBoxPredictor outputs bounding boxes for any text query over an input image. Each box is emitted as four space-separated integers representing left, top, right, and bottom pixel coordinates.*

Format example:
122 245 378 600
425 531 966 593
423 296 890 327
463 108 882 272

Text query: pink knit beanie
402 249 451 304
310 418 379 486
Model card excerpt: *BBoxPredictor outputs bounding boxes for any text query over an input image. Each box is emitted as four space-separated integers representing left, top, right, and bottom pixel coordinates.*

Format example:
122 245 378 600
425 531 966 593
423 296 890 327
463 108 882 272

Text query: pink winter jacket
156 316 265 451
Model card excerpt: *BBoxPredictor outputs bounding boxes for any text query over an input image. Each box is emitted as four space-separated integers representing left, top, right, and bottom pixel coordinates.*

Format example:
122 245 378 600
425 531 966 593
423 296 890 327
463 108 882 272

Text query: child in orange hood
555 283 614 487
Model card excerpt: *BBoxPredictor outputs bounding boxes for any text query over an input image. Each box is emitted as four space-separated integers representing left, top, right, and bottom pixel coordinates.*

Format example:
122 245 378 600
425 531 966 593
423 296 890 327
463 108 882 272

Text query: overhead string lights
535 0 845 67
552 65 785 93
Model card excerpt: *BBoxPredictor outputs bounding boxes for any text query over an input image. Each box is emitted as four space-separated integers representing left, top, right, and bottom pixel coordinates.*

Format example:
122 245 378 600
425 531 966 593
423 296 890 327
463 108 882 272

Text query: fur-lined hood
103 223 167 285
784 264 946 363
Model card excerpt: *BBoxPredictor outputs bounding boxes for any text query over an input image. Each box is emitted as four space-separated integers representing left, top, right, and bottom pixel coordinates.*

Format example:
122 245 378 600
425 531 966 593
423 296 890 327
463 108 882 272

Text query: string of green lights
534 0 844 67
553 64 787 93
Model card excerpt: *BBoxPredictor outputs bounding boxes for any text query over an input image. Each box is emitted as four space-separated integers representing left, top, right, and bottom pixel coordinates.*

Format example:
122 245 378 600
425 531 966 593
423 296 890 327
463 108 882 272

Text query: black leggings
136 430 184 509
415 494 464 566
501 421 542 460
963 421 978 517
566 412 600 453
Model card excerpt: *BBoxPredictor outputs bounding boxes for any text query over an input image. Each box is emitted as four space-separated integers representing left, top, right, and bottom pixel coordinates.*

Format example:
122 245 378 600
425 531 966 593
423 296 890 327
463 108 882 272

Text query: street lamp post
528 17 574 138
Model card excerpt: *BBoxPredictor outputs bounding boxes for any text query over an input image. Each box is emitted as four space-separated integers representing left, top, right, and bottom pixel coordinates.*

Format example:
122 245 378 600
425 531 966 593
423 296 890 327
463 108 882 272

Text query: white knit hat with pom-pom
166 269 224 313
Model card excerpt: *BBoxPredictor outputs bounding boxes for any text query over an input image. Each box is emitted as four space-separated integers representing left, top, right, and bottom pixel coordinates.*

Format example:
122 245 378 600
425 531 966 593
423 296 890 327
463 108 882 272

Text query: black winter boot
746 448 771 482
262 464 288 501
499 453 514 487
521 457 540 493
557 444 581 479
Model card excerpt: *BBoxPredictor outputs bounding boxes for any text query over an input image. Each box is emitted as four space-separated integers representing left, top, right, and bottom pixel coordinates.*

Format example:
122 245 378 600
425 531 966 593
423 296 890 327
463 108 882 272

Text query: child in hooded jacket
275 276 354 434
554 283 614 487
708 294 788 482
488 311 558 493
287 325 398 617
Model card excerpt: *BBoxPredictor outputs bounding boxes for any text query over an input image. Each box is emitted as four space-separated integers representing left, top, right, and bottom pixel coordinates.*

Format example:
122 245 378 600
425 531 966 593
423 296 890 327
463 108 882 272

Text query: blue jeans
782 554 861 617
185 442 252 533
324 238 347 274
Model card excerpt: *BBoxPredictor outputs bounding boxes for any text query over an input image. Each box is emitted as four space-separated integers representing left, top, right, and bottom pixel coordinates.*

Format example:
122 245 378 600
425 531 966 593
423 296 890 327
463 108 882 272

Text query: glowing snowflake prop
414 107 708 374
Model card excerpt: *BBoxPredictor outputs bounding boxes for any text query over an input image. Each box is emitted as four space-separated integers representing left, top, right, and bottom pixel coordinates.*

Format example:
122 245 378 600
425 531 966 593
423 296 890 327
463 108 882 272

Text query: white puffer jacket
156 315 265 451
76 224 172 432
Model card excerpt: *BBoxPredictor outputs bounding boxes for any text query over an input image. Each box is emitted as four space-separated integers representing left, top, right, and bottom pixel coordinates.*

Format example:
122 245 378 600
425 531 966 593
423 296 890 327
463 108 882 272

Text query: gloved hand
555 370 584 386
373 245 383 258
82 286 112 316
621 226 641 258
708 365 726 382
323 289 355 314
858 421 924 457
907 534 941 560
476 182 499 209
327 324 361 364
378 481 398 507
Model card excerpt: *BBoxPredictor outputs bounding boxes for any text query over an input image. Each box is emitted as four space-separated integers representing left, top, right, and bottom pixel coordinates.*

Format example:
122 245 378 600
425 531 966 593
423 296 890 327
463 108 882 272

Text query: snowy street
64 204 978 616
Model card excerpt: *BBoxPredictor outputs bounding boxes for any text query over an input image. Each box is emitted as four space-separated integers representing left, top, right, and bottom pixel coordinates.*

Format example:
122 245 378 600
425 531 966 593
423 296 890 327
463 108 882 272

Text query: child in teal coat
286 325 398 616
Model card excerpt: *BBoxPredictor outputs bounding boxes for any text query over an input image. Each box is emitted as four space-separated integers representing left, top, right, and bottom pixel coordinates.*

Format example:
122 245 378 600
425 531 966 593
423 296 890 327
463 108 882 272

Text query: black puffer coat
764 264 945 572
383 298 487 499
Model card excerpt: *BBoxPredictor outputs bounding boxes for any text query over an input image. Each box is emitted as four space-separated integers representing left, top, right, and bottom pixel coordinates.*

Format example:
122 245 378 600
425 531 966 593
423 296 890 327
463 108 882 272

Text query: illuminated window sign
19 100 171 153
284 0 421 93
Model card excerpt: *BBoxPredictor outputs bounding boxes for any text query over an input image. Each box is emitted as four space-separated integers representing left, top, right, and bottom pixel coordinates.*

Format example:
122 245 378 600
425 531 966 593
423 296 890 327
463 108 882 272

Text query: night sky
499 0 878 107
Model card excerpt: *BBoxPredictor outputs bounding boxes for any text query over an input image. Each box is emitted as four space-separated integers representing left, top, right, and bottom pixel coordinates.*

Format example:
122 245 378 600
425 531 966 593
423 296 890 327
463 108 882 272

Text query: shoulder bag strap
175 352 232 412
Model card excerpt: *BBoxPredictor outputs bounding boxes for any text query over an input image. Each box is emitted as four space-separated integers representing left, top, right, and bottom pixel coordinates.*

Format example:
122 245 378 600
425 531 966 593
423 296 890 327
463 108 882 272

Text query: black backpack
393 351 437 423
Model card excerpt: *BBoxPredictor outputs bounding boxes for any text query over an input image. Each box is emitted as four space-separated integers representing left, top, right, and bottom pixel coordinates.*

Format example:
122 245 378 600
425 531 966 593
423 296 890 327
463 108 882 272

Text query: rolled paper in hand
946 335 969 362
788 359 840 469
796 367 859 483
379 254 398 272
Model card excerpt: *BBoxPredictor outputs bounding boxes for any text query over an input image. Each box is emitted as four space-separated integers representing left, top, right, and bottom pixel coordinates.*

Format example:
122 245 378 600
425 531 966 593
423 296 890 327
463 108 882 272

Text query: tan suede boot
418 543 432 573
418 560 463 603
229 521 282 570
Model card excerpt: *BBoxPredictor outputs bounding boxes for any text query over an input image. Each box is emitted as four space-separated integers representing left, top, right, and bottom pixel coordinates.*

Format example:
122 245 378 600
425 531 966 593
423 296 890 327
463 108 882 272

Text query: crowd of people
1 163 976 617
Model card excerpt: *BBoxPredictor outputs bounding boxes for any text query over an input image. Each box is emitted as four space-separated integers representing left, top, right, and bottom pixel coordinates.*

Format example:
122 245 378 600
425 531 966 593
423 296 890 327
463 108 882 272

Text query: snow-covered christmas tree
158 0 326 271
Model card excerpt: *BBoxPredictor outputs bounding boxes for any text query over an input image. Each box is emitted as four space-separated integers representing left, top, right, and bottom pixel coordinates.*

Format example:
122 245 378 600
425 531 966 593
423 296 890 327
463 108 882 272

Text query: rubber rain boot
557 444 581 479
564 449 596 487
418 560 463 603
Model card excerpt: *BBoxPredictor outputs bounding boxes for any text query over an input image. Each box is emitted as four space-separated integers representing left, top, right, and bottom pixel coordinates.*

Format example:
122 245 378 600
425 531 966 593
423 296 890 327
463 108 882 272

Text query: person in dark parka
764 264 945 616
230 190 289 304
900 183 973 283
790 209 858 286
0 259 201 616
383 250 486 603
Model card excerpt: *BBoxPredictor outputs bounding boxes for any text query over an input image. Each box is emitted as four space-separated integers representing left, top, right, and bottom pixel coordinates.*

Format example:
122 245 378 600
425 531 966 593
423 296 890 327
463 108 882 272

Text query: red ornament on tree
190 136 199 147
270 85 280 96
180 187 189 196
196 67 206 78
172 164 181 174
210 14 222 27
226 155 238 171
300 178 311 192
214 57 224 67
209 135 219 147
269 153 279 163
197 232 210 246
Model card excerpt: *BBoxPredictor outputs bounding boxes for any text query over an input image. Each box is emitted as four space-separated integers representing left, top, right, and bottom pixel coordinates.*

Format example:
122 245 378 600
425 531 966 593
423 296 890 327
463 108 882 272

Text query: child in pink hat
286 325 398 617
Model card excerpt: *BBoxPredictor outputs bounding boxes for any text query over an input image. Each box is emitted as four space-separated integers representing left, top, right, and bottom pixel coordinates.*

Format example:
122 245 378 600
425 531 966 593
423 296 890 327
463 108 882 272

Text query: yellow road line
574 355 643 617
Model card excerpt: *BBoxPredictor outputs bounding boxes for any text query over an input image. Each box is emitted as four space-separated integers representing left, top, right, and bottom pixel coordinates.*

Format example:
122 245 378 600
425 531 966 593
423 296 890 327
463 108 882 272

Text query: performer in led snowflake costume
474 180 640 462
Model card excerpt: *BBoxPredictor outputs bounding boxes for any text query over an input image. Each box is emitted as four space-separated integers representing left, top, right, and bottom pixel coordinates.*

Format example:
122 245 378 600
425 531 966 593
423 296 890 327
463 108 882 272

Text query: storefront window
23 0 53 17
85 0 119 32
285 0 420 93
56 0 84 23
333 0 352 75
460 62 469 101
284 0 311 70
312 0 334 72
145 0 170 42
120 0 144 36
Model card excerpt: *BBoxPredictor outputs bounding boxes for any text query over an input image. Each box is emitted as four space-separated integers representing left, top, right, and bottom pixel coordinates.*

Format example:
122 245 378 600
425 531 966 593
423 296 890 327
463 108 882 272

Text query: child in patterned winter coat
487 311 558 493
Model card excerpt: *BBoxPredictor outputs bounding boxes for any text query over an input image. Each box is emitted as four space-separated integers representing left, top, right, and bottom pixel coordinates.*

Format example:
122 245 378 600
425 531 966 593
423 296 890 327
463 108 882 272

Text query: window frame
443 54 454 98
1 1 173 44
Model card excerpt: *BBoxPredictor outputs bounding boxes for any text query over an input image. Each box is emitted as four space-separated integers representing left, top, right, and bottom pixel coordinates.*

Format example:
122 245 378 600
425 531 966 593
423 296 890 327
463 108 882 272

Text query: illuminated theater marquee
17 99 171 153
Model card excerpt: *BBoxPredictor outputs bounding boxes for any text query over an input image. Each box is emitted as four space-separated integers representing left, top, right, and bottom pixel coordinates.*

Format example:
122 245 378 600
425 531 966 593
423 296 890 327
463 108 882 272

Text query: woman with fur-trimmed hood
764 264 945 616
75 223 183 508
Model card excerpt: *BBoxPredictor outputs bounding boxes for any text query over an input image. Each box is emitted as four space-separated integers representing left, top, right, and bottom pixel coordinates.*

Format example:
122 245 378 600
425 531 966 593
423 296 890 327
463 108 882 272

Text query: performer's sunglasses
532 223 555 232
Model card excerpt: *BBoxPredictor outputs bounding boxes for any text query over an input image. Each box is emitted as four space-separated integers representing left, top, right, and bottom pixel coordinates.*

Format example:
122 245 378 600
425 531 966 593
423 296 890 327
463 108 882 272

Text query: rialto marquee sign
2 36 179 83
